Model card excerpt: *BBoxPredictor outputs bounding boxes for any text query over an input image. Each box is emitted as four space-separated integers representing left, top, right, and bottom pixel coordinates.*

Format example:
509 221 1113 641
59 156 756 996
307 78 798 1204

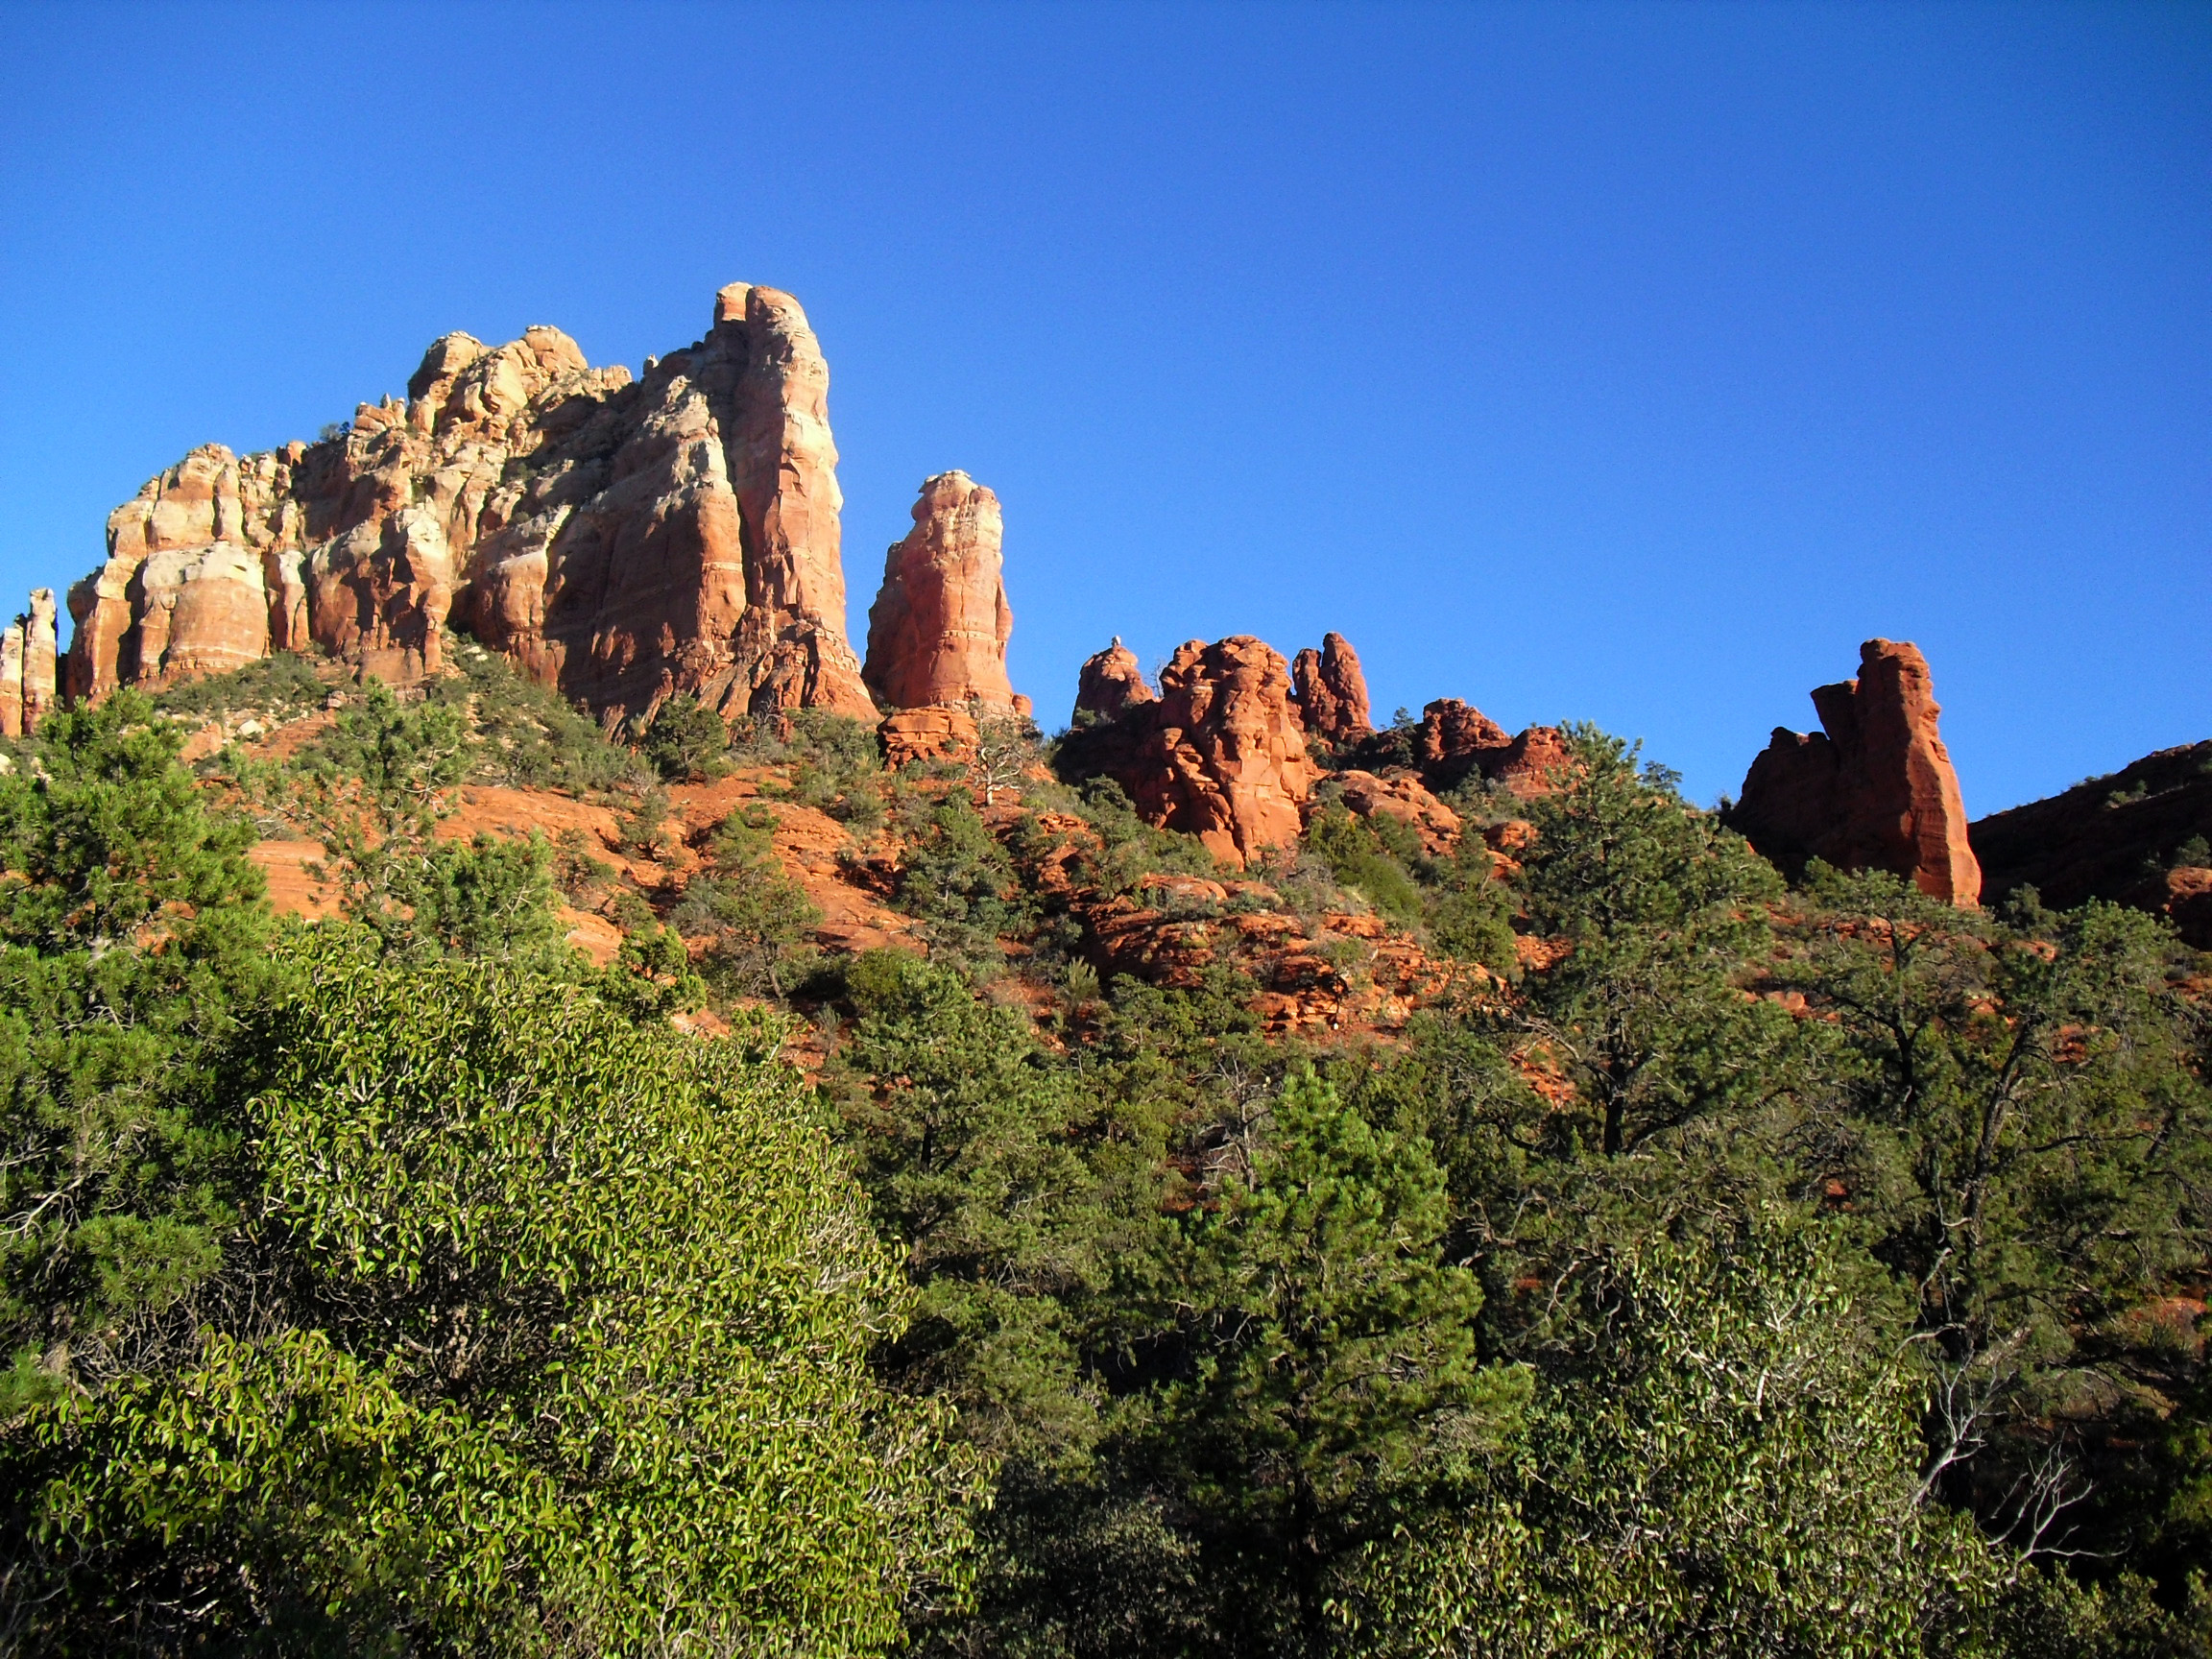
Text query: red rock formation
1073 637 1155 723
878 706 980 770
1730 638 1982 906
22 591 56 732
1291 632 1373 745
862 471 1016 711
1331 769 1461 854
1407 697 1571 799
66 283 876 726
1108 636 1319 867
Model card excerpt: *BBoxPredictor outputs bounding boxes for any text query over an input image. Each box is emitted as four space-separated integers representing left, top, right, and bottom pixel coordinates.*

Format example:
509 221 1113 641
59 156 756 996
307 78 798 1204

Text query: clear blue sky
2 2 2204 811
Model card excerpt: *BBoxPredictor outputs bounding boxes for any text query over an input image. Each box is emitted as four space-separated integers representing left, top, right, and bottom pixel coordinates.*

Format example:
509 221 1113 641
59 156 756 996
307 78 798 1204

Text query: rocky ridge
66 284 878 729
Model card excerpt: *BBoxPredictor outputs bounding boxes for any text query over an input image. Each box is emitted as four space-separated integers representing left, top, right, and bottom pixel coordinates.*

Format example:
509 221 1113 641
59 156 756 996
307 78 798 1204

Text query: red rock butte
63 282 880 728
1728 637 1982 907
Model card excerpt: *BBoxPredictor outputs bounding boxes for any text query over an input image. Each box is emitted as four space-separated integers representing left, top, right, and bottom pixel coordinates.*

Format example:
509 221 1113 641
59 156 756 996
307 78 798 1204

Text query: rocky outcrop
1728 638 1981 906
1406 698 1572 800
1291 632 1372 745
66 283 876 726
23 590 56 732
1059 636 1318 866
1331 769 1461 854
862 471 1016 712
878 706 980 770
1971 739 2212 946
1072 637 1156 723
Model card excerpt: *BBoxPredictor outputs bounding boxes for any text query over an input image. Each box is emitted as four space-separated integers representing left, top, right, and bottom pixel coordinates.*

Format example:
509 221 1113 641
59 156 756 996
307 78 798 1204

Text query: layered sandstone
0 589 58 738
1291 633 1373 746
1072 637 1156 723
1062 636 1318 866
66 283 875 727
862 471 1015 712
1729 638 1981 906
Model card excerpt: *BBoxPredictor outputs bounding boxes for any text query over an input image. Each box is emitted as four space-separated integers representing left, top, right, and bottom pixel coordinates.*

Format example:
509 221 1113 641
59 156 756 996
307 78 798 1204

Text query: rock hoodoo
862 470 1016 712
65 283 876 727
1291 632 1373 745
1728 638 1981 906
1072 637 1156 724
1066 635 1318 867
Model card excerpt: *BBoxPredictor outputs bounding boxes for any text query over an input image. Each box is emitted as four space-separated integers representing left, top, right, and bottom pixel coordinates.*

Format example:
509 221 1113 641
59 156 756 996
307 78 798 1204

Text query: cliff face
862 471 1016 712
1728 638 1981 906
66 283 875 727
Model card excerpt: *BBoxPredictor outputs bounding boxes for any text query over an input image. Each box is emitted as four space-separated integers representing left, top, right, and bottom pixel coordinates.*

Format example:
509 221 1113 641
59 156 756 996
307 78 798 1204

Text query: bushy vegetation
1 673 2205 1656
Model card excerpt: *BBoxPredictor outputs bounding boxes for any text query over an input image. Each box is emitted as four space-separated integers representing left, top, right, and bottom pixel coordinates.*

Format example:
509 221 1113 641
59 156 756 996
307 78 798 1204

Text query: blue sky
1 1 2204 810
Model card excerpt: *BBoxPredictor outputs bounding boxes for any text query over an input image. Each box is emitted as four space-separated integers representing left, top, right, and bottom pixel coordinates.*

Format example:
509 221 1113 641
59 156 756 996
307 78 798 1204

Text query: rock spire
1728 637 1981 906
1291 632 1373 745
862 471 1016 711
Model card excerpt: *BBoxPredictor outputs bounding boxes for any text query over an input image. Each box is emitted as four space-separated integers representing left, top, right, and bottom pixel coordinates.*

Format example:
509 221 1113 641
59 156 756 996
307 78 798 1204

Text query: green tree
11 955 988 1653
637 692 729 781
1153 1068 1528 1653
673 805 823 998
0 690 279 1412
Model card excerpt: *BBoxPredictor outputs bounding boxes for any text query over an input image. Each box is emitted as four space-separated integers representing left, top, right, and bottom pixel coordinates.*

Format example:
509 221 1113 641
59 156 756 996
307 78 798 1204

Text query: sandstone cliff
1728 638 1981 906
1291 632 1372 746
862 471 1016 712
0 589 58 737
66 283 876 727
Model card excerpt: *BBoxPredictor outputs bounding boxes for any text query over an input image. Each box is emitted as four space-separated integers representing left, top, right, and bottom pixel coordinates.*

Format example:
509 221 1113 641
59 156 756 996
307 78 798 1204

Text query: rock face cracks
862 470 1016 712
65 283 876 727
1728 637 1982 906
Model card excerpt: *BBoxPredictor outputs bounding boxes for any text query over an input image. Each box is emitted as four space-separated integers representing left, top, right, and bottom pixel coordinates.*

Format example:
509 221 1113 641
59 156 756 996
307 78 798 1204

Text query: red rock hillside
1727 638 1981 907
862 470 1019 713
66 282 877 728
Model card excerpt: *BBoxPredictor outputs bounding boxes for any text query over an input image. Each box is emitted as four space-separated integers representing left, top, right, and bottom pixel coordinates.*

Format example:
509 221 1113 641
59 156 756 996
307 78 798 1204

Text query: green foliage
148 650 330 724
898 792 1031 970
738 709 887 833
1305 804 1423 926
12 956 988 1653
0 690 279 1410
1353 1222 2009 1658
637 691 730 781
1149 1068 1527 1649
426 637 642 794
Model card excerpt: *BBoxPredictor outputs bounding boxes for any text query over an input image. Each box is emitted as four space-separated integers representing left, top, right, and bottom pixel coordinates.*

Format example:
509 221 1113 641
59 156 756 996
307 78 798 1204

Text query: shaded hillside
1973 740 2212 946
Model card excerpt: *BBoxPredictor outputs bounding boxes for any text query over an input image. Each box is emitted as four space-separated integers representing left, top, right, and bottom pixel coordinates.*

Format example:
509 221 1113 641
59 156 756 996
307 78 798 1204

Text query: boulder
862 471 1017 711
64 283 877 726
1728 638 1981 906
1408 697 1572 799
1291 632 1373 745
1072 637 1155 723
